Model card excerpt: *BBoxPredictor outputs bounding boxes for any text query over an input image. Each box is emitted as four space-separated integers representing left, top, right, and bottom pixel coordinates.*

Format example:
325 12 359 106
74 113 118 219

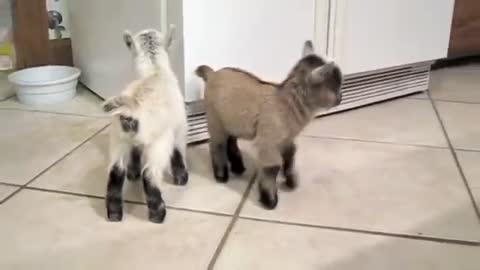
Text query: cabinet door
331 0 455 75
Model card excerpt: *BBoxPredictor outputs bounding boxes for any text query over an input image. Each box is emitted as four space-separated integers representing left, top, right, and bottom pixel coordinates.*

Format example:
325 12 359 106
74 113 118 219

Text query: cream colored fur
104 27 187 187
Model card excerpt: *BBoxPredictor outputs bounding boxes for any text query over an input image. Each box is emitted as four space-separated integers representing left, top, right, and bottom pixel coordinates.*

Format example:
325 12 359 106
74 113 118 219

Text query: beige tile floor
0 66 479 269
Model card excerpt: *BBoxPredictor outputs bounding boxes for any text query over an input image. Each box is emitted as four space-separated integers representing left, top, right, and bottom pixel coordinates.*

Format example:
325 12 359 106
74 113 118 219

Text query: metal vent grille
186 62 432 143
186 100 209 143
321 62 431 115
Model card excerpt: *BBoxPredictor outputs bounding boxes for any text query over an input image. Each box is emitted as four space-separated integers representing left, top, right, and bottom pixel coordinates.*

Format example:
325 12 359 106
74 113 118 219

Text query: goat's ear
309 62 336 83
123 30 135 50
302 40 315 57
165 24 176 49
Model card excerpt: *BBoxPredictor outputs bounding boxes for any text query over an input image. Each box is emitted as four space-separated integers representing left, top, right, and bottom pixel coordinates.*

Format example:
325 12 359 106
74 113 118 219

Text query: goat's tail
102 95 137 113
195 65 214 82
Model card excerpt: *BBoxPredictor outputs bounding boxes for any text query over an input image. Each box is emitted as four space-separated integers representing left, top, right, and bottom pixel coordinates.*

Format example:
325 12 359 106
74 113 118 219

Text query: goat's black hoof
107 210 123 222
214 166 229 183
148 208 166 224
259 189 278 210
284 174 298 190
173 170 189 186
231 162 246 175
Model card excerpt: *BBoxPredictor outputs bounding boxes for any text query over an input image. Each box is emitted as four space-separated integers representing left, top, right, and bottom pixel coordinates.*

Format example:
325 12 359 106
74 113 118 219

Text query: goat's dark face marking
291 42 343 109
301 56 342 108
119 115 139 133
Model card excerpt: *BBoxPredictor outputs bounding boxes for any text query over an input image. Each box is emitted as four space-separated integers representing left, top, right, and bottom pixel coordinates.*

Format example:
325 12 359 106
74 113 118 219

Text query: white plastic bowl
8 65 81 105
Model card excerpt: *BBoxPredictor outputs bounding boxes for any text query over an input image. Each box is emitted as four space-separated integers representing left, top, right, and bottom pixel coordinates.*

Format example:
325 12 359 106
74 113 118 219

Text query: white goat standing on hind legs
102 26 189 223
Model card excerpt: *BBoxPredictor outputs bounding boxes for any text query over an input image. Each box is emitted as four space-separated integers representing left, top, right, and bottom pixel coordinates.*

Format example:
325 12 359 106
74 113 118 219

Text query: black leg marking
170 148 189 186
142 169 166 223
282 143 298 189
119 115 139 133
211 142 229 182
106 164 126 222
227 136 246 175
127 146 142 181
259 165 280 210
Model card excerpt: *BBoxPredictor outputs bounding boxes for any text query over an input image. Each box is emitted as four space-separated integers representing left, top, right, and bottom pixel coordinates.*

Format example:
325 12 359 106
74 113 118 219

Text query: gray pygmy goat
196 41 343 209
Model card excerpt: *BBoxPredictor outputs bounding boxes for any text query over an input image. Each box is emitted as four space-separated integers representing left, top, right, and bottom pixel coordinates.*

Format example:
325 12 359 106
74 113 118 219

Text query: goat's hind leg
227 136 246 175
171 127 189 186
143 136 174 223
170 147 189 185
207 111 229 182
210 135 229 182
127 145 143 181
106 163 126 221
142 168 166 223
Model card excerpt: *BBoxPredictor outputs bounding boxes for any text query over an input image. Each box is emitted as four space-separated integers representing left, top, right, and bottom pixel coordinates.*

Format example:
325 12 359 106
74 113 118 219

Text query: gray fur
196 41 343 209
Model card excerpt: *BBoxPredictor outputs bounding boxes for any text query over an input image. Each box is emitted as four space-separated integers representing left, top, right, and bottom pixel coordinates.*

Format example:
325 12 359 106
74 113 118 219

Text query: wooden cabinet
12 0 73 69
448 0 480 57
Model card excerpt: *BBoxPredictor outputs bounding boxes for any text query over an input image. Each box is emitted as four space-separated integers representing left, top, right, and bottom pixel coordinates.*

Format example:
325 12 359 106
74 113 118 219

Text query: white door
182 0 318 102
69 0 165 98
330 0 455 75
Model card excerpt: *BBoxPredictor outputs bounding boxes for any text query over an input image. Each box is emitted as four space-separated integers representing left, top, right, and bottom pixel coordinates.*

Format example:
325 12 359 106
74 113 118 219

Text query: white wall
182 0 316 102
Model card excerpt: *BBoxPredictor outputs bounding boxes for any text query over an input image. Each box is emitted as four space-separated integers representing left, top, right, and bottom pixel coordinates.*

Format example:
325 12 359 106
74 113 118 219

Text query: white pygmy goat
102 27 189 223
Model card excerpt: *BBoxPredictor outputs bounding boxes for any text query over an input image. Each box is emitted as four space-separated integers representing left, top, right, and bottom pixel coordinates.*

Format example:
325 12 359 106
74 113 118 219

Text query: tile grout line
455 148 480 154
0 182 21 188
427 92 480 222
0 124 110 205
207 173 257 270
302 134 449 150
432 99 480 105
238 216 480 247
19 186 233 218
0 107 107 119
302 135 480 154
12 181 480 247
6 171 480 248
405 96 480 105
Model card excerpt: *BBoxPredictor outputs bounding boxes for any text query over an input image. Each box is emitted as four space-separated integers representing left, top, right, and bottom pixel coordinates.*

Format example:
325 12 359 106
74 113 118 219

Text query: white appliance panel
332 0 454 75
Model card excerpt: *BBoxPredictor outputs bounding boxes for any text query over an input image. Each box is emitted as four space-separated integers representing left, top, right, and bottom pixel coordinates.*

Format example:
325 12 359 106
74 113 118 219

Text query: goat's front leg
142 168 167 223
281 143 298 189
258 166 281 210
106 163 126 222
258 147 282 209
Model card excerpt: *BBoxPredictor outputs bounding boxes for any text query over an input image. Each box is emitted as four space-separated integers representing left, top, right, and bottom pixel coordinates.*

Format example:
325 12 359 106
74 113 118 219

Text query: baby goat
103 28 188 223
196 41 342 210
